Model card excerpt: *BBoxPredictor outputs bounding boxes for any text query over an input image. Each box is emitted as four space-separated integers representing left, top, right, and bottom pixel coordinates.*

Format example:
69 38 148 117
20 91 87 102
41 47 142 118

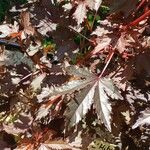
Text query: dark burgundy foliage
0 0 149 149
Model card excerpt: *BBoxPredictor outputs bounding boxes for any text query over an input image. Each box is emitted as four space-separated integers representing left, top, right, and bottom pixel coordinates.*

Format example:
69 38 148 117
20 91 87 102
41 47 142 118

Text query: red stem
136 0 146 10
129 9 150 27
99 48 115 78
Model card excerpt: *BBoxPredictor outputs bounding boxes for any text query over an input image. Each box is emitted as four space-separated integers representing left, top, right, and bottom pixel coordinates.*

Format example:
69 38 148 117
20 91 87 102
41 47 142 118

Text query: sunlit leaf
31 73 46 91
132 108 150 129
88 139 117 150
73 0 102 25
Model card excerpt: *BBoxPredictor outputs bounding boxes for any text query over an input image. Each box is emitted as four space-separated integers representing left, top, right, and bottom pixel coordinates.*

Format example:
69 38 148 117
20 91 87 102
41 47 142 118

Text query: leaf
132 108 150 129
36 21 57 35
38 66 96 100
73 0 102 25
3 113 33 135
121 110 131 125
55 66 122 131
95 78 122 131
115 33 135 53
94 0 102 11
0 49 34 68
31 73 46 91
37 87 52 103
38 139 81 150
39 142 80 150
36 103 51 120
70 83 97 126
38 144 48 150
0 21 19 38
92 37 111 55
68 131 82 149
66 65 95 78
91 21 112 54
20 11 35 35
0 50 33 96
36 95 61 120
88 139 117 150
48 78 95 97
92 26 111 37
91 21 138 55
38 66 122 131
27 41 41 56
73 2 87 25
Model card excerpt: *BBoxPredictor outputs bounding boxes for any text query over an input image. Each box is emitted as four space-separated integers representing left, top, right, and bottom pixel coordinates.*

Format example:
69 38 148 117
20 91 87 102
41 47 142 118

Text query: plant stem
136 0 146 10
68 26 95 45
91 11 98 31
99 48 115 78
129 9 150 27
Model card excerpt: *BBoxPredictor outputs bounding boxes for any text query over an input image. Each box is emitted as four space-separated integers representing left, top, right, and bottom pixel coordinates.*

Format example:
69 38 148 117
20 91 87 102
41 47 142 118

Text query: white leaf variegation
100 78 122 99
36 104 50 120
49 79 90 96
92 37 111 55
92 26 111 37
73 0 102 25
70 83 97 126
36 95 61 120
38 144 48 150
73 2 87 25
39 143 80 150
66 65 95 78
37 86 51 103
37 79 94 102
0 21 19 38
37 66 95 100
94 0 102 11
31 73 46 91
95 78 122 131
70 77 122 132
132 108 150 129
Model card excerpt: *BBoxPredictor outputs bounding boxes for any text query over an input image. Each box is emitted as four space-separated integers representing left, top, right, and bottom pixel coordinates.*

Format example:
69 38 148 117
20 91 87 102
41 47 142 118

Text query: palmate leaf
38 66 122 131
91 20 138 55
70 77 122 132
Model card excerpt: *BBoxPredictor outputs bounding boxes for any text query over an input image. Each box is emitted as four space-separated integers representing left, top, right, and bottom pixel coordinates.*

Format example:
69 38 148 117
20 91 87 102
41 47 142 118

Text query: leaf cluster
0 0 149 149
